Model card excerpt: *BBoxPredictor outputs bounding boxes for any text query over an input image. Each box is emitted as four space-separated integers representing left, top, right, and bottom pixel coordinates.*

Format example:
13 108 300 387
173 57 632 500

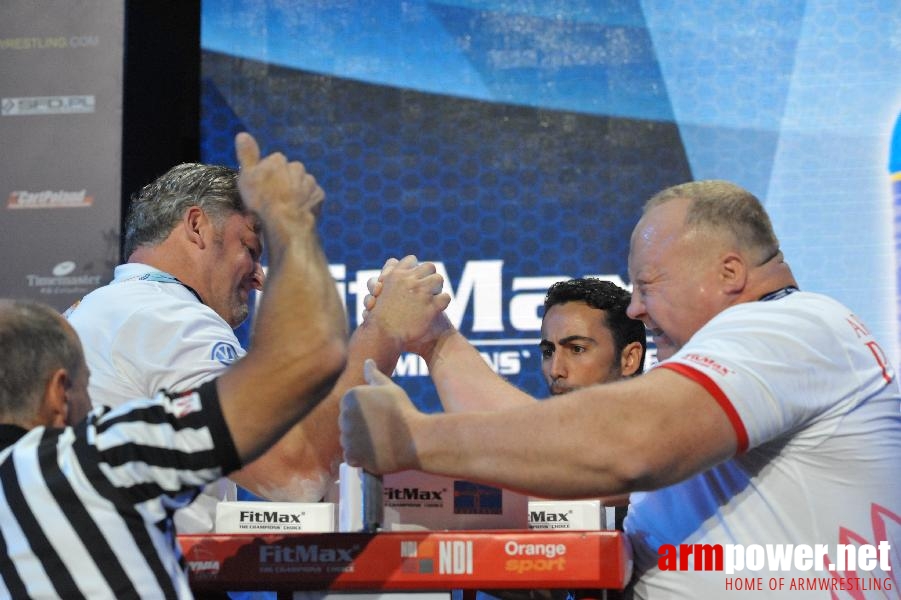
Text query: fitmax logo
259 545 359 563
240 510 303 523
529 511 571 523
385 487 445 501
252 260 627 376
329 260 628 331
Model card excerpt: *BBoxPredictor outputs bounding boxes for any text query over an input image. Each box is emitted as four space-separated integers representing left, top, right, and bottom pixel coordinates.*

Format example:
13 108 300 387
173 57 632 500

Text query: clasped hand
363 255 454 356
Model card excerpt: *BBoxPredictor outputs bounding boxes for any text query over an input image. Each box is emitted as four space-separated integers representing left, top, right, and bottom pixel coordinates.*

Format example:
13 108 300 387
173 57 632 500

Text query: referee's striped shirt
0 380 240 599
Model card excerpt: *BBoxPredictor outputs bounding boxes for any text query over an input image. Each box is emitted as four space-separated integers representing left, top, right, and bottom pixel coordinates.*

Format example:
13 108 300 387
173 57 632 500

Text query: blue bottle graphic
892 112 901 350
893 112 901 197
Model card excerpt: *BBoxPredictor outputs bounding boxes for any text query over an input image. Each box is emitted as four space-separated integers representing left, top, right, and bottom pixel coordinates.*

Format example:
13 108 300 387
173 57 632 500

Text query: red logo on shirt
683 353 732 376
171 391 202 418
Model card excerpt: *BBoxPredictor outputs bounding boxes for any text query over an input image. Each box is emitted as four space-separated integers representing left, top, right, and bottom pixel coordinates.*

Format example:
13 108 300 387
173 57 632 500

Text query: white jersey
66 263 243 532
627 290 901 598
66 263 245 408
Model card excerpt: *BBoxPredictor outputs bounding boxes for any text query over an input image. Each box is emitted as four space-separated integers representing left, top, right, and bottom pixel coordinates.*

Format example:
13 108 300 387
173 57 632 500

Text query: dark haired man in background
540 278 645 396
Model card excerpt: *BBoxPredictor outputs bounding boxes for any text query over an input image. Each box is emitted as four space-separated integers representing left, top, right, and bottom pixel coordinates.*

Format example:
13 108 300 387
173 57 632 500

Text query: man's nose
251 262 266 290
626 292 644 321
549 352 567 378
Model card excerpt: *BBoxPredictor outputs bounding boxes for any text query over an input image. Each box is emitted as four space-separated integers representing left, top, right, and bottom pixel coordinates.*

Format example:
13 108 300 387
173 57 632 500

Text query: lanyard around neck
135 271 204 304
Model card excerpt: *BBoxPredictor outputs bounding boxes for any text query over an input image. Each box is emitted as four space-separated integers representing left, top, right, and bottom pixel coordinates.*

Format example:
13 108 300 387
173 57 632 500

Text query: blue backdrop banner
200 0 901 410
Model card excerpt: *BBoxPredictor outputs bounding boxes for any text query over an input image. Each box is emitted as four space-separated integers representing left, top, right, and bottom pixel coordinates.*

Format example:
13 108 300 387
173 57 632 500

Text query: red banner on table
179 530 632 592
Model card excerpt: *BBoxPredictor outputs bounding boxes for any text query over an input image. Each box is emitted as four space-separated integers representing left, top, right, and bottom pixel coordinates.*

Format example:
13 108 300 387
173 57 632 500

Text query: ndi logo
439 540 473 575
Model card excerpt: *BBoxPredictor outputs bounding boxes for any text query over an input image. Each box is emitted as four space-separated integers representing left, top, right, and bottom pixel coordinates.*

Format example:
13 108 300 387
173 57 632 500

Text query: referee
0 133 348 598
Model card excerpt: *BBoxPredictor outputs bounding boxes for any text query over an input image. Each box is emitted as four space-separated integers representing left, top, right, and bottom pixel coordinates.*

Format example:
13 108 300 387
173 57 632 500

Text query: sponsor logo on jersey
684 353 732 376
211 341 239 365
171 390 202 418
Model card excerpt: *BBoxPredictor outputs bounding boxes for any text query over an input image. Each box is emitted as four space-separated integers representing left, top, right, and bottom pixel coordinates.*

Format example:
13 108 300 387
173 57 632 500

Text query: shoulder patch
211 341 239 365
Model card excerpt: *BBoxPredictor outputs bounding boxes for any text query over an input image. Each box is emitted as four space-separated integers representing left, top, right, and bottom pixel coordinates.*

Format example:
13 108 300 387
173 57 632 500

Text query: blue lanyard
137 272 204 304
64 270 204 318
758 286 799 302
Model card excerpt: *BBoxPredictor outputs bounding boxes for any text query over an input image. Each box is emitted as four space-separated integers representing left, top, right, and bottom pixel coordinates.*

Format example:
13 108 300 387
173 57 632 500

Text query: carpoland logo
7 189 93 209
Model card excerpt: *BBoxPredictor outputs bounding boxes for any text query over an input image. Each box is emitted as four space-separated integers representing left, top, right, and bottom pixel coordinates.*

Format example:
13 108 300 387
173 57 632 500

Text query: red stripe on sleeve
659 362 749 454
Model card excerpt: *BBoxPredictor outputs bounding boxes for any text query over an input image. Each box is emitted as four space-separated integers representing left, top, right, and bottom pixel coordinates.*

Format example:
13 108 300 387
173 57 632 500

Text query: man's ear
35 368 69 428
620 341 644 377
721 252 748 294
183 206 211 250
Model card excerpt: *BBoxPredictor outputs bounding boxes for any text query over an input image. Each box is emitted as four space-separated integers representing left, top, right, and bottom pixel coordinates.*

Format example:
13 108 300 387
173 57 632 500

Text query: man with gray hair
0 131 351 597
341 180 901 598
66 150 450 532
67 160 295 531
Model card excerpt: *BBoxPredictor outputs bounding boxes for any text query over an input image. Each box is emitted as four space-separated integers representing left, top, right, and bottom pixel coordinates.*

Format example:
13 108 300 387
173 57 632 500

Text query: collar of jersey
117 267 205 304
758 285 799 302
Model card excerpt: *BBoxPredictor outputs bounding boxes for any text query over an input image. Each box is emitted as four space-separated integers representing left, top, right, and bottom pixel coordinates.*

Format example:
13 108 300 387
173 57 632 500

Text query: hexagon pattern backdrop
200 0 901 412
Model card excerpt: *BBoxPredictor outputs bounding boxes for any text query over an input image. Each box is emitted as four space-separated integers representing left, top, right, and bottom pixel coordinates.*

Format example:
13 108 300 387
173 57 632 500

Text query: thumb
434 292 452 311
377 257 400 282
363 358 392 386
235 132 261 170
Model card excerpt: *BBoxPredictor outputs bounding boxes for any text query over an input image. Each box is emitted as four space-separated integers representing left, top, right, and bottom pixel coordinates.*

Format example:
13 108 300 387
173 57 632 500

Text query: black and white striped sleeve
88 379 242 506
